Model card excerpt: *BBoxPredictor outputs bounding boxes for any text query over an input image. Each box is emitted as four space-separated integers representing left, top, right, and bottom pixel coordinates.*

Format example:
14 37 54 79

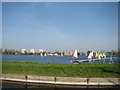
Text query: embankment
2 61 120 78
1 74 120 86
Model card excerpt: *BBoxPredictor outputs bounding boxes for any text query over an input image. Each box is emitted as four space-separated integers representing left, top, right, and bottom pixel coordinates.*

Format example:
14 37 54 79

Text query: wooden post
25 75 28 81
54 77 56 83
87 78 89 84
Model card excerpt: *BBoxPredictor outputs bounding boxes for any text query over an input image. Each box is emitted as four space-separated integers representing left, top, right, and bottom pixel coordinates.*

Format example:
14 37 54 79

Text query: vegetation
2 61 120 78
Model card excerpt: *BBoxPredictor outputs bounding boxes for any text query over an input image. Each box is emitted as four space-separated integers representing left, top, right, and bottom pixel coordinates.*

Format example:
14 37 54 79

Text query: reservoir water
2 55 120 64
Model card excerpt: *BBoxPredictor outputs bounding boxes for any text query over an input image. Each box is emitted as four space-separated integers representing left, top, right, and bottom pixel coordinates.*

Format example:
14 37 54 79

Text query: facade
63 50 74 55
39 49 43 53
21 49 27 54
30 49 35 53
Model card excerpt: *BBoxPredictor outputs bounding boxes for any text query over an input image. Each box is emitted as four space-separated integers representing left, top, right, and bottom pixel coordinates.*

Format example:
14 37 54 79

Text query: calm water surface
2 55 120 64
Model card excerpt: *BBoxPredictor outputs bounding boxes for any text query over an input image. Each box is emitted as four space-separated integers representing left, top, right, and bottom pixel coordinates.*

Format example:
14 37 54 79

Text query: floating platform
72 58 110 63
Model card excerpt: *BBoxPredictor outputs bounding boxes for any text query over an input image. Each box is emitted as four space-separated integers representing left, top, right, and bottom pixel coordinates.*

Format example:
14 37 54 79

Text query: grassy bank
2 61 120 78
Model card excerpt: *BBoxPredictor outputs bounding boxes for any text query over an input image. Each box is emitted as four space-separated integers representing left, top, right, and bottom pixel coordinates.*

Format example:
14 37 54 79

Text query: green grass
2 61 120 78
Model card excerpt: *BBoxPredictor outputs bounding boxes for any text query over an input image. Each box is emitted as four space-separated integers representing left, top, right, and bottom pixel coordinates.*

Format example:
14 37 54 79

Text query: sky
2 2 118 52
0 2 1 50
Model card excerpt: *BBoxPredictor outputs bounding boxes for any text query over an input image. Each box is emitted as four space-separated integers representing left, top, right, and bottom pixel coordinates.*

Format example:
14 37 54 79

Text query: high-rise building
39 49 43 53
21 49 26 53
30 49 35 53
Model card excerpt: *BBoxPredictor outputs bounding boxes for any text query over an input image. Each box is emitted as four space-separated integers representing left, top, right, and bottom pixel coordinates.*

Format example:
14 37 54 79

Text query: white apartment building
39 49 43 53
21 49 26 53
30 49 35 53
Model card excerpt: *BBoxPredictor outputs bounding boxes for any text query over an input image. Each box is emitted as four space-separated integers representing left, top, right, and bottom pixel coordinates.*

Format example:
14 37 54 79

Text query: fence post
25 75 28 81
87 78 89 84
54 77 56 83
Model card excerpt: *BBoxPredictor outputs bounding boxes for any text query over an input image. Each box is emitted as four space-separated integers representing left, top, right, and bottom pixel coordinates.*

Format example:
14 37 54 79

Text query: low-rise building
63 50 74 55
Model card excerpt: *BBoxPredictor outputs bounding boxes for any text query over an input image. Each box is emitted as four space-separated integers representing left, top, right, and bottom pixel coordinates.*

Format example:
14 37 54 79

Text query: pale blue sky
0 2 2 49
2 2 118 52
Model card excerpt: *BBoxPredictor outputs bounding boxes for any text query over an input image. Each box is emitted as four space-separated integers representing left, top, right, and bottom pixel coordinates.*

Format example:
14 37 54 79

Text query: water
1 55 120 64
2 55 72 64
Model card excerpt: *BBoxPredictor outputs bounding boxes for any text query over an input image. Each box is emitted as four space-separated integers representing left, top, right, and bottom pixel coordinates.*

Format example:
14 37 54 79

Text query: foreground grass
2 61 120 78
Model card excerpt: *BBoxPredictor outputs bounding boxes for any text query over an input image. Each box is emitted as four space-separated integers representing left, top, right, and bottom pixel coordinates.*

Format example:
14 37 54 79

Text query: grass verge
2 61 120 78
